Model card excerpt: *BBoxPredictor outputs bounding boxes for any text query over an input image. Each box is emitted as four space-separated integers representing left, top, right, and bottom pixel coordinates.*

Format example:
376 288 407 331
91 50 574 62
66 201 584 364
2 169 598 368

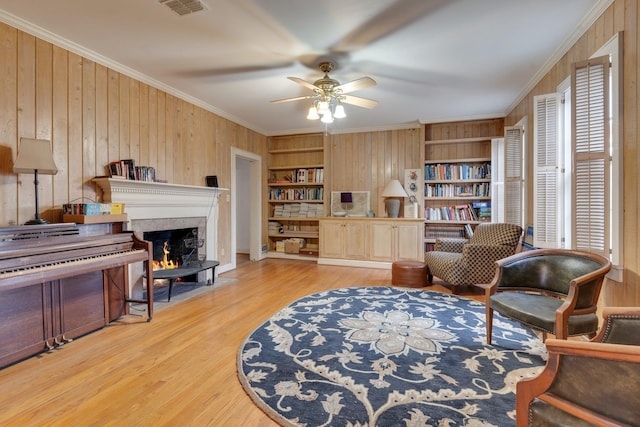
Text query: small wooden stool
392 261 427 288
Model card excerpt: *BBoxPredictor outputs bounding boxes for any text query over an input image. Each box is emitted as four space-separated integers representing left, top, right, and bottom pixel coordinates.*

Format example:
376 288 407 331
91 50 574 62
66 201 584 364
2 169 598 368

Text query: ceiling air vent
159 0 207 16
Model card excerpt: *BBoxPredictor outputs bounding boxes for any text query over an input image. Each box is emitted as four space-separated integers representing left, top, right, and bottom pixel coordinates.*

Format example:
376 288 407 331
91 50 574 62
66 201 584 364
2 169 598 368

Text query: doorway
231 147 263 268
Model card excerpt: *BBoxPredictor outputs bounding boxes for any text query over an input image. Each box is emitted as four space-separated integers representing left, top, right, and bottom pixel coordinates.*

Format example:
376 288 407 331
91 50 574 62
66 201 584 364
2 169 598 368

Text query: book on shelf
424 162 491 181
472 201 492 221
424 225 465 239
424 203 478 221
107 159 156 182
290 168 324 183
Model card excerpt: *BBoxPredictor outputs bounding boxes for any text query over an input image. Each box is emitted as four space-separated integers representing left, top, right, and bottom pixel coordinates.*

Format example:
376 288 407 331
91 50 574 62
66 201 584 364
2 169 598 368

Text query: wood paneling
505 0 639 306
327 128 422 216
0 21 268 267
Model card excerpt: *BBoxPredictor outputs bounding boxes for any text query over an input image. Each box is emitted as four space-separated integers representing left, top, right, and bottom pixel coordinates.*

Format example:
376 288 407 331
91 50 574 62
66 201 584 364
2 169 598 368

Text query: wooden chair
480 249 611 345
515 308 640 426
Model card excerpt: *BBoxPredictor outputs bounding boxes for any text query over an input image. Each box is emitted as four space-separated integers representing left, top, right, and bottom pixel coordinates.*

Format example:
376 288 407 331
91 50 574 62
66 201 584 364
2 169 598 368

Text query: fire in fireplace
143 228 203 271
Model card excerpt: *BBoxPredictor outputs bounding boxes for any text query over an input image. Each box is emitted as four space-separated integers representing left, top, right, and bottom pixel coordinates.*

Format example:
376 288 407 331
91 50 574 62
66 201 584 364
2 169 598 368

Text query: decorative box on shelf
62 214 128 224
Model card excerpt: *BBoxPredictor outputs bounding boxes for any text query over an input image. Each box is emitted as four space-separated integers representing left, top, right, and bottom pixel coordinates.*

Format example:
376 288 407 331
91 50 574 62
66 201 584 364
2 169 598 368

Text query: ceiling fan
271 61 378 123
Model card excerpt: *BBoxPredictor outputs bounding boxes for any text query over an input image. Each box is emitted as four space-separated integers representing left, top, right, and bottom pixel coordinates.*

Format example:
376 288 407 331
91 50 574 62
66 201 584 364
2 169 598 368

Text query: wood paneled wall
505 0 639 306
0 22 268 267
327 128 422 217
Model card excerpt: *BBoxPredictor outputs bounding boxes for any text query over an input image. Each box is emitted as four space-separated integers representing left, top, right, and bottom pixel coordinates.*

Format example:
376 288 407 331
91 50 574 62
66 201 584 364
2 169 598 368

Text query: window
533 93 562 248
572 55 609 259
531 33 622 280
504 123 525 227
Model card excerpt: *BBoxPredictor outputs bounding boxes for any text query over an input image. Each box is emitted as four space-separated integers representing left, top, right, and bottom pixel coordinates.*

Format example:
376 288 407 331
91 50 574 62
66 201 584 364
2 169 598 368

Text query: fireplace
93 178 225 299
144 227 201 269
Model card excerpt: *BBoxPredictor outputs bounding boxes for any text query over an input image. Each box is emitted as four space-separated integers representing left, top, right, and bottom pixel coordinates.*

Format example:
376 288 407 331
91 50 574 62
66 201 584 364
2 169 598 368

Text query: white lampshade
14 138 58 175
321 112 334 124
306 106 320 120
317 101 330 115
333 104 346 118
381 179 408 197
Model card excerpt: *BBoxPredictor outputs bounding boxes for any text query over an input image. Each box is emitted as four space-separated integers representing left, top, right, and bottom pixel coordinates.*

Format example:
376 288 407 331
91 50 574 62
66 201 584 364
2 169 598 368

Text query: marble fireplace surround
93 178 225 296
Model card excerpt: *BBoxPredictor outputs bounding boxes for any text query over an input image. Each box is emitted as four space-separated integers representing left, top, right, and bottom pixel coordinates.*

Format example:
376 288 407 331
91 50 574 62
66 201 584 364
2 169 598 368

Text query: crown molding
0 9 269 136
506 0 615 115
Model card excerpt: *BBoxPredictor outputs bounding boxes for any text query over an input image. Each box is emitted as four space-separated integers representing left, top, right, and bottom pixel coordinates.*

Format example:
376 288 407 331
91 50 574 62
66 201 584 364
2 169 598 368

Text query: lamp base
385 198 401 218
25 217 49 225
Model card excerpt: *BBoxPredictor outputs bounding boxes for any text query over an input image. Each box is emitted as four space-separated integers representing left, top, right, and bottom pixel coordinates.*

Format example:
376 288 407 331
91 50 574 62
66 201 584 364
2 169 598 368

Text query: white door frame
231 147 263 267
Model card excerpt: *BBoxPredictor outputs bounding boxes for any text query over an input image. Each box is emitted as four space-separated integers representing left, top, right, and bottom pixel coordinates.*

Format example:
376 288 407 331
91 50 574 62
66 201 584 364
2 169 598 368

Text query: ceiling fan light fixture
334 104 346 119
307 106 320 120
321 112 334 124
317 101 330 115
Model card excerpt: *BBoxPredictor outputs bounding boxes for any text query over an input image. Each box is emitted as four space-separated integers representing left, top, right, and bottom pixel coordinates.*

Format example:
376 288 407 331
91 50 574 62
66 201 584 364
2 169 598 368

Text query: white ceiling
0 0 606 136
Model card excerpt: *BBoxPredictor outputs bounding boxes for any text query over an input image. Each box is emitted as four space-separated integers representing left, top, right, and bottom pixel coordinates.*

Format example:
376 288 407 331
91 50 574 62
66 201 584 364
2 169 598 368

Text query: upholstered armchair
481 248 611 345
424 222 523 294
515 308 640 426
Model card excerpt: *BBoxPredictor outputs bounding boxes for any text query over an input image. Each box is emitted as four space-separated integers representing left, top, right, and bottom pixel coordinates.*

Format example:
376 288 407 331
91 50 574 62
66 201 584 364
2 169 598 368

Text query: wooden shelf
425 220 487 225
269 217 319 221
424 196 491 201
425 136 500 145
269 147 323 154
268 164 323 171
268 182 324 187
268 199 324 203
425 157 491 164
63 214 128 224
268 232 319 239
424 179 491 184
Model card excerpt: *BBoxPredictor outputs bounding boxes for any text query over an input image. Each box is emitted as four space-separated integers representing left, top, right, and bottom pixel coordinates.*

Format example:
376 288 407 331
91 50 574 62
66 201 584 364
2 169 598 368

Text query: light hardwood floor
0 258 482 426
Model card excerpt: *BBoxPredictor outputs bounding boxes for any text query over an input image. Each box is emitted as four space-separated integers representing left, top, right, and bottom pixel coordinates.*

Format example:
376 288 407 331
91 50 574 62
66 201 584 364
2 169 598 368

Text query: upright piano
0 223 153 368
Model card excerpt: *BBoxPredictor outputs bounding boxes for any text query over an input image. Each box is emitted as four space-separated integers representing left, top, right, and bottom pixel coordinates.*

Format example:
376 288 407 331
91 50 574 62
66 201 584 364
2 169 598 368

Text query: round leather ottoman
392 260 427 288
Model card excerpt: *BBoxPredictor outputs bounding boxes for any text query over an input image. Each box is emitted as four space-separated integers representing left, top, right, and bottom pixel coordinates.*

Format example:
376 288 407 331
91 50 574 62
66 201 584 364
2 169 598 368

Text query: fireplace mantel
93 177 227 264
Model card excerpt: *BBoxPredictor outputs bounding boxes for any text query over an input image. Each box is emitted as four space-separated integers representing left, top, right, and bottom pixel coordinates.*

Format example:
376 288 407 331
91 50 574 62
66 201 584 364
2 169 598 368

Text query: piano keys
0 223 153 368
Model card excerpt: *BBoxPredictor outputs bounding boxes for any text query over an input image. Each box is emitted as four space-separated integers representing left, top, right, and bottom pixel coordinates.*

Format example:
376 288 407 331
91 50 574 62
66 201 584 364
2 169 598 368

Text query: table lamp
381 179 408 218
340 192 353 216
14 138 59 225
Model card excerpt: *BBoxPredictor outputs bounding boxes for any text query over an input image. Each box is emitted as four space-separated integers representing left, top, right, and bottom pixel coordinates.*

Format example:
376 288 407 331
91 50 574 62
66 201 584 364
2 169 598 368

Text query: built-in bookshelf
423 119 503 252
267 134 325 259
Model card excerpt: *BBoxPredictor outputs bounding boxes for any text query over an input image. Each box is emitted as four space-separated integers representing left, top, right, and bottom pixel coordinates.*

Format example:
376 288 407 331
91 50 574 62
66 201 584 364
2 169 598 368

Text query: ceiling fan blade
271 95 314 104
341 95 378 109
287 77 319 92
330 0 450 52
335 77 377 94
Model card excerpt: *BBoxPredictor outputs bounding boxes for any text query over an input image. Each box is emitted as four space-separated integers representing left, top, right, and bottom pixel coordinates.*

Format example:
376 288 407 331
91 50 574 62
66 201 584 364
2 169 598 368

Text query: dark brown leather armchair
515 308 640 426
480 249 611 345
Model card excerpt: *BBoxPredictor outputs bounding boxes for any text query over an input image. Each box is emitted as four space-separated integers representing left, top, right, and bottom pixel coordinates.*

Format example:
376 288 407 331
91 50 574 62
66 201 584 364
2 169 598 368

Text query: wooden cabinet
369 220 423 262
267 134 326 259
319 218 368 260
319 218 423 267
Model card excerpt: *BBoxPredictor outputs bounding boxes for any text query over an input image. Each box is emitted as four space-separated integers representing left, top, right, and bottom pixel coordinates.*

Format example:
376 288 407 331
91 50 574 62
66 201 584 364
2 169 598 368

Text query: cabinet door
395 223 422 261
369 222 394 261
344 221 368 260
319 220 345 258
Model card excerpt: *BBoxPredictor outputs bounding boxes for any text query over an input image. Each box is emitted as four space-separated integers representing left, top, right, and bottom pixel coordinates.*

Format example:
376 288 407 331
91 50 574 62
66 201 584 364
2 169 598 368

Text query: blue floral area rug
238 287 547 427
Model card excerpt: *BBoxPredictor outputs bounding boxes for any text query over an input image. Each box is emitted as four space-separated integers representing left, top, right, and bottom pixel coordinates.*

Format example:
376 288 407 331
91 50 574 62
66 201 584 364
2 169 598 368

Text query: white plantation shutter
571 55 609 258
504 125 524 226
533 93 562 248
